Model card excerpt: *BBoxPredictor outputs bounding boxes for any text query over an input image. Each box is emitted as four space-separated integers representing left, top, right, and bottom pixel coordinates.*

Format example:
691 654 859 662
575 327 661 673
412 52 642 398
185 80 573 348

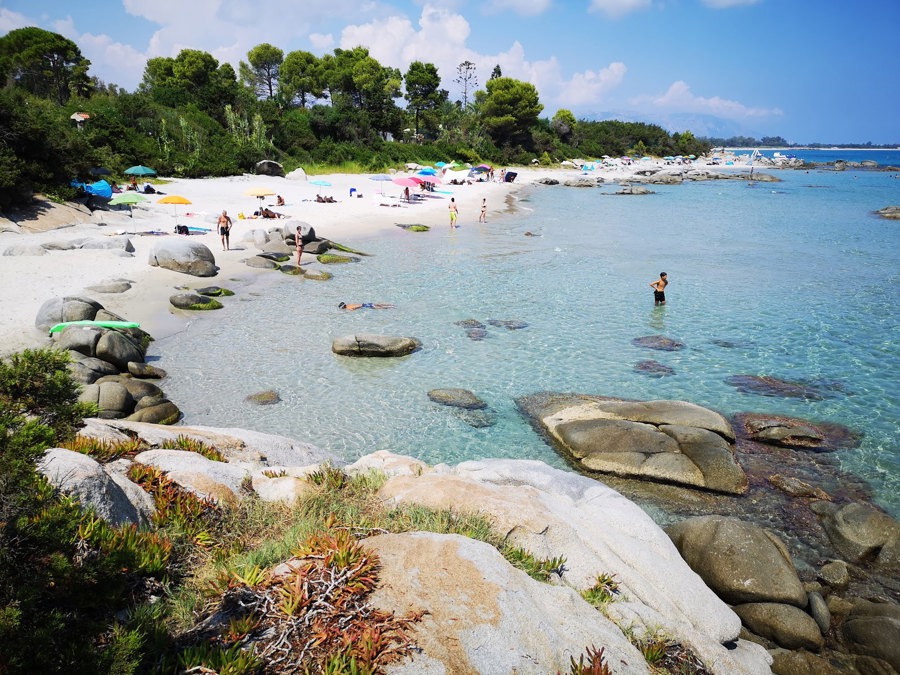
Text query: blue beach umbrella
309 179 331 187
417 167 437 176
434 161 447 167
368 173 393 194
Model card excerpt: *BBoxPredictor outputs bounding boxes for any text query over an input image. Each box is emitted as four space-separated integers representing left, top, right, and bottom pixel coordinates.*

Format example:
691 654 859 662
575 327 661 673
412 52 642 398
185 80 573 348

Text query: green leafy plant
178 642 262 675
629 632 712 674
60 435 146 462
127 463 218 541
160 434 226 462
501 545 567 582
582 572 620 607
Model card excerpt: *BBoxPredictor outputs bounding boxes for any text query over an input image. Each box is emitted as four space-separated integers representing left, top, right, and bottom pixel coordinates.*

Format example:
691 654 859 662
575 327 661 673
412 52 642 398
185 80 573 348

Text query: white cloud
50 17 149 88
588 0 652 19
632 81 782 119
482 0 553 16
309 33 335 51
556 62 628 106
336 4 625 110
0 8 30 33
701 0 761 8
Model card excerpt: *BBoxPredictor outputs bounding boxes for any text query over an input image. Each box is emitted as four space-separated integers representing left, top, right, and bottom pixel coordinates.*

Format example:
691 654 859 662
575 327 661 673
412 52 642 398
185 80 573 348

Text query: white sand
0 157 749 357
0 169 514 356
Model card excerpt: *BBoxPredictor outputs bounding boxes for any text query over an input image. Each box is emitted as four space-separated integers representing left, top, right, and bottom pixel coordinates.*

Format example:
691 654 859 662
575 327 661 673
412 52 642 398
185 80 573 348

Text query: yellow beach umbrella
244 186 276 212
158 194 192 225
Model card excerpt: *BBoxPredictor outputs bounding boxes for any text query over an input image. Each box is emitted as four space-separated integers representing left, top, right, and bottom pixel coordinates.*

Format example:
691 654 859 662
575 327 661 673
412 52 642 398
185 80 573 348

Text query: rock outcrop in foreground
42 417 900 674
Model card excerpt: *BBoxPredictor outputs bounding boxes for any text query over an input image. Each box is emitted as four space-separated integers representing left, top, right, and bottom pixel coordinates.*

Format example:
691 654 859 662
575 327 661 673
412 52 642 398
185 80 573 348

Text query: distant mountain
575 110 762 139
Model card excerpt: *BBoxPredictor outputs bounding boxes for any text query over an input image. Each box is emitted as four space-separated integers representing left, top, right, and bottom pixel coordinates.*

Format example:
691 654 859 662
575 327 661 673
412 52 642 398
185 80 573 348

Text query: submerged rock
246 390 281 405
427 388 487 410
632 335 684 351
454 319 486 329
634 360 675 377
486 318 528 330
734 413 861 451
725 375 834 401
465 328 488 341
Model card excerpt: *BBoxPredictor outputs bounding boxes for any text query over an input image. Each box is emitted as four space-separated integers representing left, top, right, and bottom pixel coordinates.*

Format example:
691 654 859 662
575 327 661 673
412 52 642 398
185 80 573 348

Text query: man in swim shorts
449 198 459 228
650 272 668 305
218 210 233 250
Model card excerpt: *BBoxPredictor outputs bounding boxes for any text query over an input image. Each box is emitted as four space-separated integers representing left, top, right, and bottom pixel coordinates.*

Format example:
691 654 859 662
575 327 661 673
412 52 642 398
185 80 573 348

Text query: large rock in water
516 394 747 494
810 501 900 569
332 334 421 357
349 452 772 674
148 238 217 277
665 515 808 607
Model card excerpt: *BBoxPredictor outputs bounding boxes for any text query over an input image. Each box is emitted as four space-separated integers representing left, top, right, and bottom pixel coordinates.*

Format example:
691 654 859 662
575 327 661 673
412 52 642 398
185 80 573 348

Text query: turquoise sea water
153 160 900 517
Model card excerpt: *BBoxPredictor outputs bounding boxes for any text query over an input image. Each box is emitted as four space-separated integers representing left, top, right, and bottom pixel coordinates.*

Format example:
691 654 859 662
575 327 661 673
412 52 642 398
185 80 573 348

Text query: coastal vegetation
7 348 695 673
0 26 711 209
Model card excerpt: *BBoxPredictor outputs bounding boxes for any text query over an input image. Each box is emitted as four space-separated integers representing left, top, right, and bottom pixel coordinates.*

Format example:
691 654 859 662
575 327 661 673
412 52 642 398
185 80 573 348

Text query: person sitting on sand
276 195 285 206
338 302 395 311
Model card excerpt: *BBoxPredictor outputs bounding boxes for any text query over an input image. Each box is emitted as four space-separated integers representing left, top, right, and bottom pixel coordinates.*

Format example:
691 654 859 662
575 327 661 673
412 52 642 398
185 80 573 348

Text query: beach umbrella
124 165 157 177
418 175 442 185
158 194 191 225
417 167 438 176
109 192 147 218
368 173 393 194
309 179 331 187
434 161 447 168
245 186 276 212
392 176 419 187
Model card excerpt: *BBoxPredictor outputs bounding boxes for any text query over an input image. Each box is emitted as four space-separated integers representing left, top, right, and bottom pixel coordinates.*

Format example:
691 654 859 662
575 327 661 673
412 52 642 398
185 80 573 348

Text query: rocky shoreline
33 297 900 673
9 166 900 673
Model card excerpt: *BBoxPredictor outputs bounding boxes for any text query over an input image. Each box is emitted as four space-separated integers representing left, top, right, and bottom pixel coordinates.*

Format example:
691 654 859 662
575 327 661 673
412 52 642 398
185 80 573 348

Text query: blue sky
2 0 898 144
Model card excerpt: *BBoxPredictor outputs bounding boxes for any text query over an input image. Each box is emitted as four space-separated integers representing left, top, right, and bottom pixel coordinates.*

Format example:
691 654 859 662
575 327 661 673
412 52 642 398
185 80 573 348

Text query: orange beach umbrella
158 194 191 224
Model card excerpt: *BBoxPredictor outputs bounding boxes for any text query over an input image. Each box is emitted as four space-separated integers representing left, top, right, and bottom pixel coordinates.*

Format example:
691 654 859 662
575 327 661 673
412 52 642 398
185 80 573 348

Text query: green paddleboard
49 320 140 334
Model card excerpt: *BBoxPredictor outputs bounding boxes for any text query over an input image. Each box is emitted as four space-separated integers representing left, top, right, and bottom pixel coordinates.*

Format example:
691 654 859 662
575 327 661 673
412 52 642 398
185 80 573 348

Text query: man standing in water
449 197 459 228
218 210 233 250
650 272 668 305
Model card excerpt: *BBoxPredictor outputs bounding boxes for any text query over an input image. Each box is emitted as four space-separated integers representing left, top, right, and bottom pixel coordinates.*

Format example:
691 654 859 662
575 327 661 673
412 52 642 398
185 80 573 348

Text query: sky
2 0 898 144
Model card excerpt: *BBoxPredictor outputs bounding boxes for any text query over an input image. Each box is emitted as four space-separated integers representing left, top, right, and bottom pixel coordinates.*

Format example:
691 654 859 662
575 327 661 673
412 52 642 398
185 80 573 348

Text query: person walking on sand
650 272 668 305
218 210 233 250
449 197 459 228
479 198 487 223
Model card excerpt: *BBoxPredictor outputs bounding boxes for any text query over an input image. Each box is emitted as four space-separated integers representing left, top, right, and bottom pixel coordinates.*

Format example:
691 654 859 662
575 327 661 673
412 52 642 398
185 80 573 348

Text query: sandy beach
0 169 518 355
0 157 749 357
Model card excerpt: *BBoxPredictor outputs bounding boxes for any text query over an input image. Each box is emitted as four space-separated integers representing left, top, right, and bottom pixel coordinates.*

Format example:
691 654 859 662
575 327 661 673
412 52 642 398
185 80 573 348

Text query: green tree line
0 26 711 208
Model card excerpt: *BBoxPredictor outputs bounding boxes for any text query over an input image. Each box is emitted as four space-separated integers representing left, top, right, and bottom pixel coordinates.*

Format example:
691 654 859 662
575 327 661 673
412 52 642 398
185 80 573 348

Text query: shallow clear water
153 167 900 516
